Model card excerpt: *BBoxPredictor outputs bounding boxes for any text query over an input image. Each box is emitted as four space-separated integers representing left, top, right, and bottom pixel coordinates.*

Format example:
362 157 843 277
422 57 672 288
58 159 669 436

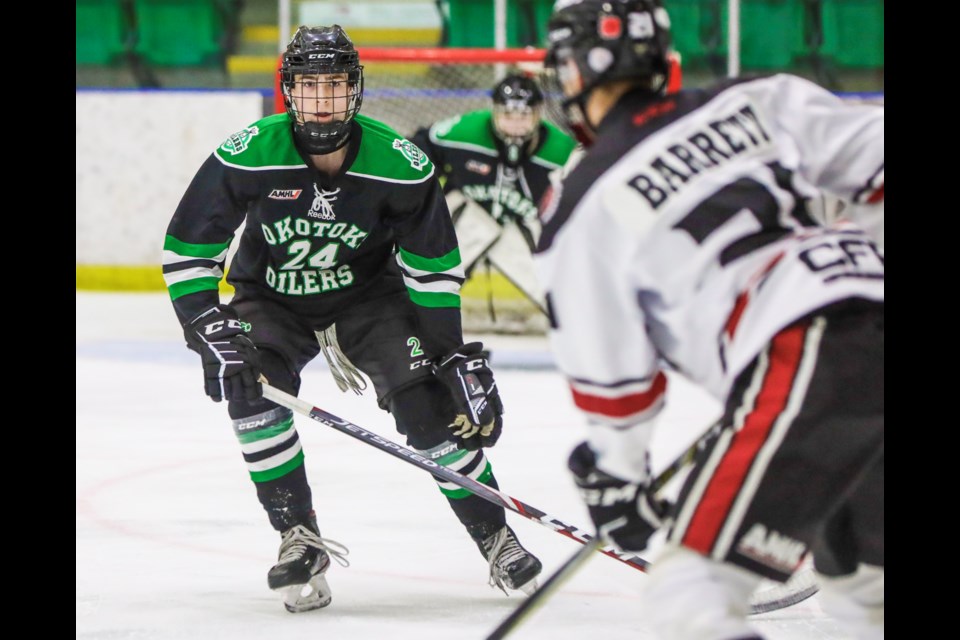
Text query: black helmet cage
491 74 545 163
281 25 365 154
542 0 672 144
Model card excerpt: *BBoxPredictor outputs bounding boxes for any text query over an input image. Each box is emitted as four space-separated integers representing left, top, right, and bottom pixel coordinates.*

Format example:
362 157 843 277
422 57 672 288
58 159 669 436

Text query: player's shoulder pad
213 113 305 170
349 114 436 184
429 110 497 151
533 122 578 167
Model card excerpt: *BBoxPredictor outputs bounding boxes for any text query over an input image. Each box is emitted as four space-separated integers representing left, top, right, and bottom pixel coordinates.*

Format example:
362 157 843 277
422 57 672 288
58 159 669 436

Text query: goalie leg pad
449 190 502 274
483 219 547 312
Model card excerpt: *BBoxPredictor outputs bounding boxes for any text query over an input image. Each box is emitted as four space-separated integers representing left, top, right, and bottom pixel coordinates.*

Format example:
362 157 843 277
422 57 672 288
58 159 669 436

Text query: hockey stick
486 536 603 640
260 379 652 572
483 428 821 639
481 426 718 640
260 381 818 615
485 551 820 640
488 551 822 640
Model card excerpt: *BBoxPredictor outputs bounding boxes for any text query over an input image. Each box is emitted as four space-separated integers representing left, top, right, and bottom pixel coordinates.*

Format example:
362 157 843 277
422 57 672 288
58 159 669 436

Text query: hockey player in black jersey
538 1 883 638
162 24 541 613
410 73 577 328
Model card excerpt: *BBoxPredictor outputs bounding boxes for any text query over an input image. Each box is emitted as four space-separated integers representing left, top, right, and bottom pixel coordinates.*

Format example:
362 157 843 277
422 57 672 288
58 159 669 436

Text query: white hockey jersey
535 74 884 481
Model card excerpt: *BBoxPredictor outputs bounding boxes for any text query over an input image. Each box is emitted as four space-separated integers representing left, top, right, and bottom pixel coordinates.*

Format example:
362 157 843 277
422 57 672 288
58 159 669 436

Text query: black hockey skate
477 525 542 595
267 519 350 613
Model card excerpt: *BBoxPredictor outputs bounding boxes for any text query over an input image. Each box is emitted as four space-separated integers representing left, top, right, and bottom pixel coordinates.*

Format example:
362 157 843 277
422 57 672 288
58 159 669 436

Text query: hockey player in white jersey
537 1 883 638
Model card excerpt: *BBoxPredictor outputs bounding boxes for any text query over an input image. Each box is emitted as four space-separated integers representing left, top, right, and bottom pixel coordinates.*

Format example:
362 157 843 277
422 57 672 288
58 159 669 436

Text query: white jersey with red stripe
535 74 884 481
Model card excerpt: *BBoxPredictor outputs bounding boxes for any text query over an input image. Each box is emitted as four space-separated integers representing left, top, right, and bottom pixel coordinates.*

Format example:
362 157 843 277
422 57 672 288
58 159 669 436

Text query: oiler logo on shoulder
392 139 428 171
220 126 260 155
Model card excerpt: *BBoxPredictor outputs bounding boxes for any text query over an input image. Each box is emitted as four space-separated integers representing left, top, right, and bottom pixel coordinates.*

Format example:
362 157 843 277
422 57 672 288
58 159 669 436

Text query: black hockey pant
225 289 505 539
668 299 883 582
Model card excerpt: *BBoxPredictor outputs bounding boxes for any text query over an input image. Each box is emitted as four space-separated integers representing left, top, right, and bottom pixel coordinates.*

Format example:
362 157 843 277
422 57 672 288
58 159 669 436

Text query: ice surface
77 292 857 639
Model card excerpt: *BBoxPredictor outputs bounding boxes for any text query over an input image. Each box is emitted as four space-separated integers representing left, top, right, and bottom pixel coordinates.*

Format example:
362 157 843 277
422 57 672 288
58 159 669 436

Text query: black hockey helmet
280 25 364 154
492 73 544 110
543 0 672 144
490 73 545 166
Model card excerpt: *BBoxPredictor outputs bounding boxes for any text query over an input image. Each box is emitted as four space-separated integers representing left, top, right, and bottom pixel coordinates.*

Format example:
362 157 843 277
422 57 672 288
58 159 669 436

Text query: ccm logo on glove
580 483 639 507
465 359 486 372
432 342 505 451
203 318 243 335
184 306 263 403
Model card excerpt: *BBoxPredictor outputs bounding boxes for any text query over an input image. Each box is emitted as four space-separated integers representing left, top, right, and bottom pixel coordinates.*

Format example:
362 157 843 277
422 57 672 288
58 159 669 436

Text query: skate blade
277 575 333 613
517 578 539 596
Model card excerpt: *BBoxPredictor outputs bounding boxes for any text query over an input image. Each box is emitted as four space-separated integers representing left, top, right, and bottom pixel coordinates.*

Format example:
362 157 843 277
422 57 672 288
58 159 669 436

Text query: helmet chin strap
497 129 539 167
563 96 597 147
295 122 352 155
506 143 521 165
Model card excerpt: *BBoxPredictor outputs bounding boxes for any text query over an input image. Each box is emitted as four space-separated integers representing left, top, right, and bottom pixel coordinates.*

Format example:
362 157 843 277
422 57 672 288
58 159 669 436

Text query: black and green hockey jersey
163 113 464 356
410 109 576 223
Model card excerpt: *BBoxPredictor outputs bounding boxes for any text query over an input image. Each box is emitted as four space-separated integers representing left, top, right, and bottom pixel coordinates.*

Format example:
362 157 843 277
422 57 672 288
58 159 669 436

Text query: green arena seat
443 0 554 48
132 0 226 66
665 0 722 70
739 0 809 69
819 0 883 68
665 1 810 72
77 0 134 65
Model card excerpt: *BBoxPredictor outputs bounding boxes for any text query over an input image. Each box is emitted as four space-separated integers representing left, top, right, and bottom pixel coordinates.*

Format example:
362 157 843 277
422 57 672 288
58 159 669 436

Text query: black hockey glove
567 442 668 553
432 342 504 451
184 305 262 403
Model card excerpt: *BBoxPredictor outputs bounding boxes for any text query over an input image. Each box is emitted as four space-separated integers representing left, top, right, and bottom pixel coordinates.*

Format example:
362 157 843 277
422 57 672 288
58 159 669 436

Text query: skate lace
316 325 367 395
483 528 527 594
278 524 351 568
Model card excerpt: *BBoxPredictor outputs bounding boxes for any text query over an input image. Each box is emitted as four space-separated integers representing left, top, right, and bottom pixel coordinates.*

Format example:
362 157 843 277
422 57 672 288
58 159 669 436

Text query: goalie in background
410 73 577 331
162 24 542 615
538 0 883 638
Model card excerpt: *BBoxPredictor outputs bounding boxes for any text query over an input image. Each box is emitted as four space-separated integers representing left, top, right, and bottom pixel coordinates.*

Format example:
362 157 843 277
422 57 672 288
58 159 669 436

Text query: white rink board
76 91 263 264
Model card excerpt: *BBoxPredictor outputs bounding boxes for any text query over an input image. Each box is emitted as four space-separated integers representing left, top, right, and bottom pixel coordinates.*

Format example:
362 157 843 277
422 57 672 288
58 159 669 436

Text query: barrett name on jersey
537 74 883 409
163 112 463 346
